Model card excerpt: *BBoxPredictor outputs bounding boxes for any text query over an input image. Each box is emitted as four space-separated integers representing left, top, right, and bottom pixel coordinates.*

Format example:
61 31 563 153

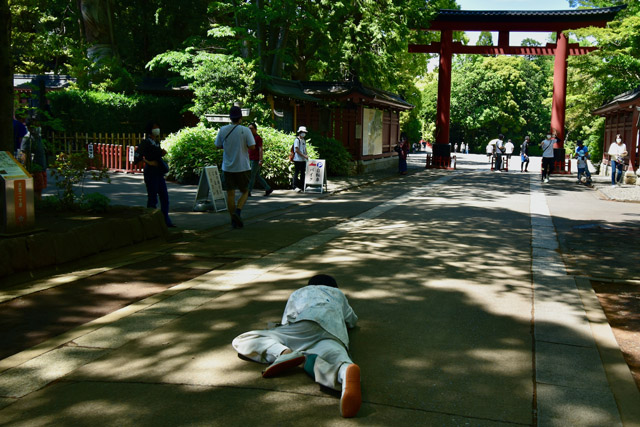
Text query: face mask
152 128 160 136
299 132 306 138
546 135 551 139
616 138 622 143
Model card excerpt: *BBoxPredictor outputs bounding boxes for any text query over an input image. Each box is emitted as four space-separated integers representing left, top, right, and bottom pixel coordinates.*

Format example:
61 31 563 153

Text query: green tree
147 50 262 121
449 55 552 147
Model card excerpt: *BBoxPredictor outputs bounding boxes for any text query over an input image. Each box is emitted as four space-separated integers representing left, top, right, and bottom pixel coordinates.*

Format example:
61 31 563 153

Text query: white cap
297 126 308 134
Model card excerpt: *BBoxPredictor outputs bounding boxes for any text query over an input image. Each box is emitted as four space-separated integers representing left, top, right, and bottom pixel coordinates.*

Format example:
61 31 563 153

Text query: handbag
159 159 169 174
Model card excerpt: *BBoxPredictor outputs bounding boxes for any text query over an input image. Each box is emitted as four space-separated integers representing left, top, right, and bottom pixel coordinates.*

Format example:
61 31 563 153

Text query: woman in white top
292 126 309 191
608 135 628 186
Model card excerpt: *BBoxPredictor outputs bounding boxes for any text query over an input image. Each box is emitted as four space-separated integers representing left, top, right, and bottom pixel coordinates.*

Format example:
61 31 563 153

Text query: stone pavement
1 154 639 426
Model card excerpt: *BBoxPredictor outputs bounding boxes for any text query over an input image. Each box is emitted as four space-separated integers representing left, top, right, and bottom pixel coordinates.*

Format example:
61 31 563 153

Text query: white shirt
608 142 627 162
215 124 255 172
505 141 514 154
491 138 504 154
293 137 307 162
281 285 358 348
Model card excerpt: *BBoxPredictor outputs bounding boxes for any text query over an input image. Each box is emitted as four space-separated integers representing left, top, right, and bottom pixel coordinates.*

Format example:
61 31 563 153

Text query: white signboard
362 108 383 156
193 165 227 212
304 159 327 193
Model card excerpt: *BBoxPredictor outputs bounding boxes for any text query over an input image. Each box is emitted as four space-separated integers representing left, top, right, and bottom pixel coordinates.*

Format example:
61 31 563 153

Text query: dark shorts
224 170 251 192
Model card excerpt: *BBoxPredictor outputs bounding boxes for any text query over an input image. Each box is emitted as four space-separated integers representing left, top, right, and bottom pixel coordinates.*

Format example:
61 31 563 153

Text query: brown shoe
262 352 305 378
340 364 361 418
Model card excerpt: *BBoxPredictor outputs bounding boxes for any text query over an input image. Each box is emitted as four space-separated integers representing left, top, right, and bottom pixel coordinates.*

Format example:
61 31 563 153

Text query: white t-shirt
293 137 307 162
281 285 358 348
608 142 627 162
505 141 514 154
215 124 255 172
493 139 505 154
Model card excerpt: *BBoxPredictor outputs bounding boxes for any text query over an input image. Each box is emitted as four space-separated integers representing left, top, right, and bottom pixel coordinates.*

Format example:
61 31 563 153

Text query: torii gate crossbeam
409 7 625 168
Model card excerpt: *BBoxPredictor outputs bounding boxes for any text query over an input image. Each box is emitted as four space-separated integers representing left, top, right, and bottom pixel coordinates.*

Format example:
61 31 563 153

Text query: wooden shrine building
592 86 640 173
264 78 414 171
409 6 625 167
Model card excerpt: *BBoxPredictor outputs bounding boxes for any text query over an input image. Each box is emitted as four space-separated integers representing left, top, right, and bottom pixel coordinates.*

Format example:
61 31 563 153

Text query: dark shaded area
591 280 640 391
0 254 226 360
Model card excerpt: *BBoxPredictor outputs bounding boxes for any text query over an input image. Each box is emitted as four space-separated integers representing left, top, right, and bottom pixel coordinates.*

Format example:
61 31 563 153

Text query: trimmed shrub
307 132 353 176
163 124 318 189
47 90 189 134
163 124 221 184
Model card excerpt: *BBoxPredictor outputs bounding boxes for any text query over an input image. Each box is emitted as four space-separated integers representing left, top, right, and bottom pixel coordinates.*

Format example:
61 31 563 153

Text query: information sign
304 159 328 193
0 151 34 234
193 165 227 212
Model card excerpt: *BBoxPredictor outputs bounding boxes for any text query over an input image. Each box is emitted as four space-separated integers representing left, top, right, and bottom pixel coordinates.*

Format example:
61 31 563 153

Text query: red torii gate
409 7 625 167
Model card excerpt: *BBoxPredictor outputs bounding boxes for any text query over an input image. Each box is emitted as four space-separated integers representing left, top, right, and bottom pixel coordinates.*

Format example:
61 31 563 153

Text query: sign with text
193 165 227 212
1 151 34 234
304 159 327 193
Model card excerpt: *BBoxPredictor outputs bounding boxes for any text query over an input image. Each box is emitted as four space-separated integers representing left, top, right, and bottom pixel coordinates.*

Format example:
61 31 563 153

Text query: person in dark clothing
13 116 27 154
520 136 530 172
137 121 174 227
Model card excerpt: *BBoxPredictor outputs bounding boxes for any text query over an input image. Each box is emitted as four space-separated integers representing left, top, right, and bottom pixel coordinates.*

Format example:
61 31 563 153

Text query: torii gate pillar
435 30 453 151
551 31 568 146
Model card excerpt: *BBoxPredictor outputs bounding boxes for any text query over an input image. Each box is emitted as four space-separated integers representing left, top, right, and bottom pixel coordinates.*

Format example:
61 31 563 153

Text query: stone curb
1 209 168 279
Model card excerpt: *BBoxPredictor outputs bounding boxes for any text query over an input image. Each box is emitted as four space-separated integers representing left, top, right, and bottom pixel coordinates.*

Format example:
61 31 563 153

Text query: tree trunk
0 0 13 153
79 0 116 61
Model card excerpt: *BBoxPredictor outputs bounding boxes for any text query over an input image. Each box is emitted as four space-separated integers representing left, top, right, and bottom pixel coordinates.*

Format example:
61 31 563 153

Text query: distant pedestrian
486 140 495 162
540 133 556 183
232 274 361 418
292 126 309 191
137 121 174 227
489 134 505 171
215 106 256 228
247 123 273 197
505 139 514 159
20 118 47 200
454 143 458 153
460 142 465 154
608 134 628 187
13 114 27 155
520 136 530 172
574 140 591 184
395 133 409 175
465 143 469 154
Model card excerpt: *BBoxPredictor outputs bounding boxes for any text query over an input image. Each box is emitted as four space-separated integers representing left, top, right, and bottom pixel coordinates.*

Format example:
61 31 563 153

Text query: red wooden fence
50 132 146 174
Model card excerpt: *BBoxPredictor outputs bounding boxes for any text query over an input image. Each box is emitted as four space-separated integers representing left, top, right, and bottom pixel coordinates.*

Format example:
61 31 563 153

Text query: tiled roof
302 81 414 110
592 85 640 115
435 6 625 23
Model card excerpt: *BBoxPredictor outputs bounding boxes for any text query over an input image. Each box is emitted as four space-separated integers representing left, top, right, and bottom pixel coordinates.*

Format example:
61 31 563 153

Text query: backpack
289 137 299 162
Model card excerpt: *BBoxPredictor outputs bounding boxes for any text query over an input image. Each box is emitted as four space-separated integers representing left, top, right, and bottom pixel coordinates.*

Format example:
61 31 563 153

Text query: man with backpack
292 126 309 192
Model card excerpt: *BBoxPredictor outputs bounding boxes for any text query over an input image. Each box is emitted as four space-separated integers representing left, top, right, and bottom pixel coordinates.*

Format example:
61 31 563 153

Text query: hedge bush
307 132 353 176
163 124 221 184
162 124 318 189
47 90 188 134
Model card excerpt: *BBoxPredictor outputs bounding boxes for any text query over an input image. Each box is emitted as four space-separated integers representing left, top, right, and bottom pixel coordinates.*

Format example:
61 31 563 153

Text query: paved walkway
1 154 639 426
